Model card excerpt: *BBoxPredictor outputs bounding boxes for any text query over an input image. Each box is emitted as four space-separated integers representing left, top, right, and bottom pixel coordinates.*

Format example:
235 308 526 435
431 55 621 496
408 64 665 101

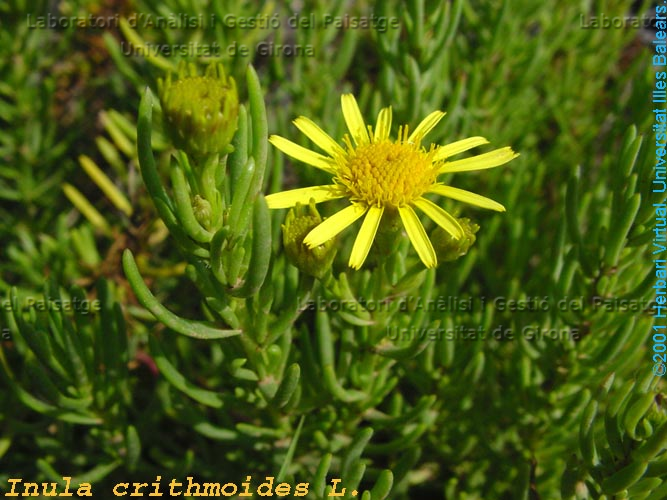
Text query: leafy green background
1 0 665 498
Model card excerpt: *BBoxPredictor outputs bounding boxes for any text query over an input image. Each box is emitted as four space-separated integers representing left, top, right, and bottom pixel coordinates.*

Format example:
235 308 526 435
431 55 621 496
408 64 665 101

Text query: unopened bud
158 62 238 158
431 217 479 263
192 194 212 227
282 201 336 279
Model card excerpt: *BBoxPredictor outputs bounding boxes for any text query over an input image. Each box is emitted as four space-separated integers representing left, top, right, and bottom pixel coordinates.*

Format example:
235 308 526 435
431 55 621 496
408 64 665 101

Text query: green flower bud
192 194 212 228
431 217 479 263
282 201 336 279
158 62 238 158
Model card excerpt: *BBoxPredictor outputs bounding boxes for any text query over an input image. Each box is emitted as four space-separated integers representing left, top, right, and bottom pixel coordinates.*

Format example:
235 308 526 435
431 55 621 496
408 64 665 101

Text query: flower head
158 62 238 158
282 201 337 279
266 94 518 269
431 217 480 262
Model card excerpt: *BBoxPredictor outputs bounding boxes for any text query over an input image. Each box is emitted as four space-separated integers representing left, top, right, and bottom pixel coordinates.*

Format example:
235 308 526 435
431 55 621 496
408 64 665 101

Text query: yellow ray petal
438 147 518 174
349 206 384 269
265 186 341 209
398 205 437 268
407 110 446 144
413 198 464 239
429 184 505 211
304 203 368 248
293 117 346 158
373 107 392 142
269 135 337 173
341 94 369 146
433 137 489 162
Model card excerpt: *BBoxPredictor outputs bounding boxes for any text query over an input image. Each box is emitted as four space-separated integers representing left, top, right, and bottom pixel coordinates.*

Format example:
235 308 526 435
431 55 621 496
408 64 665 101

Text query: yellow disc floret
337 138 437 208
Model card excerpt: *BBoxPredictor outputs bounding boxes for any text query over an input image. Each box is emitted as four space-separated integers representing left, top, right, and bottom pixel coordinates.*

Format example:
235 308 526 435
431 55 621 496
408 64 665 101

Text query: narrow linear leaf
149 336 223 408
122 249 241 339
276 416 305 482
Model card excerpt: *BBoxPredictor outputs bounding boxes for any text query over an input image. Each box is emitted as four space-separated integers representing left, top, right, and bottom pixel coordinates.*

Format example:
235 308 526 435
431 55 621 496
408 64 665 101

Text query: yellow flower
266 94 518 269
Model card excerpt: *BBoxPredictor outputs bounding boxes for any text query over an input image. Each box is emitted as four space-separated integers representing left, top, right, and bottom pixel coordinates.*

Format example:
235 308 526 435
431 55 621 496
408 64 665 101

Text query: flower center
336 141 437 207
